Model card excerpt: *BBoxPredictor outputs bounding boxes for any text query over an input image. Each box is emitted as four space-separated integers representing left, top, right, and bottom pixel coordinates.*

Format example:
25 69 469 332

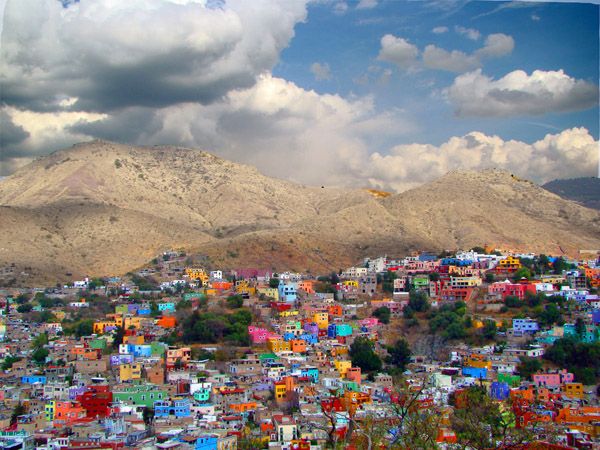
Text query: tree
574 317 586 337
269 275 280 288
112 326 125 349
17 303 33 313
482 319 497 341
226 294 244 309
31 333 48 349
387 339 412 372
484 272 495 283
537 303 562 327
513 267 532 281
451 385 528 450
10 403 26 425
75 319 94 338
32 347 49 365
142 407 155 427
350 337 382 373
408 290 430 312
372 306 391 324
517 356 542 381
504 295 523 308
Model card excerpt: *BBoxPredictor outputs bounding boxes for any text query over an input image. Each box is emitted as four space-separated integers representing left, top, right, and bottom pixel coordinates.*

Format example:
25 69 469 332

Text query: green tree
226 294 244 309
484 272 495 283
387 338 412 372
349 336 382 373
10 403 26 425
372 306 390 324
517 356 542 381
17 303 33 313
482 319 497 341
513 267 532 281
74 319 94 338
112 326 125 350
408 290 430 312
32 347 49 365
269 275 280 288
150 301 160 317
504 295 523 308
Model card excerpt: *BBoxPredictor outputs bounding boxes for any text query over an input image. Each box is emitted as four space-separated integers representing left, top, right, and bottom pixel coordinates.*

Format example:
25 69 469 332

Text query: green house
497 373 521 387
113 385 168 408
89 338 107 350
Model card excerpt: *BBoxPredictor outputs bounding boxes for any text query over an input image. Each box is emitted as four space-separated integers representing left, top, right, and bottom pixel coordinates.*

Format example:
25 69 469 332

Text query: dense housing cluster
1 248 599 450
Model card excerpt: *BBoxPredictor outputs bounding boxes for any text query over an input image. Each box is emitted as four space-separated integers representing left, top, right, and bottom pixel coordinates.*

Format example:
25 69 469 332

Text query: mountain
1 141 599 285
542 177 600 211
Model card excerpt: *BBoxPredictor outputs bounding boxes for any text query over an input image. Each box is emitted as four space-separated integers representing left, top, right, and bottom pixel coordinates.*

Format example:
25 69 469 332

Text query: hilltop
1 141 599 284
542 177 600 211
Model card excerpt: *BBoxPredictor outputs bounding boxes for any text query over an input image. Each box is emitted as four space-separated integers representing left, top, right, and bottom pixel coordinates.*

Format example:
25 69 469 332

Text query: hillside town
1 247 600 450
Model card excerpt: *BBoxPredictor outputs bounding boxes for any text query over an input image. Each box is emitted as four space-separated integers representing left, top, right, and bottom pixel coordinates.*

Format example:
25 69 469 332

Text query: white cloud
364 127 599 191
455 25 480 41
356 0 377 9
531 13 540 21
377 34 419 69
310 62 332 81
0 0 308 112
475 33 514 58
333 1 348 15
447 69 600 117
422 45 479 73
432 26 449 34
380 32 514 73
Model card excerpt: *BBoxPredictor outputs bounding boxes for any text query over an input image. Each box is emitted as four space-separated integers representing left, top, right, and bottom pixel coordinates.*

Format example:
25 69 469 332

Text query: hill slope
1 141 599 285
542 177 600 211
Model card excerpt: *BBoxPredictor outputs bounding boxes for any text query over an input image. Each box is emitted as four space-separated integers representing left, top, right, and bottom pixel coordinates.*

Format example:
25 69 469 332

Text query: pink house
359 318 379 328
248 326 279 344
488 280 529 300
532 369 574 388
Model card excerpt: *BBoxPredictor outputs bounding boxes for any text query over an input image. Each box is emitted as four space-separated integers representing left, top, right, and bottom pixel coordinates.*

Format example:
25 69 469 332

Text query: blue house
298 333 318 344
21 375 46 385
154 398 191 418
512 318 539 334
301 367 319 382
490 382 510 400
195 435 218 450
278 281 297 303
462 367 487 379
158 302 175 312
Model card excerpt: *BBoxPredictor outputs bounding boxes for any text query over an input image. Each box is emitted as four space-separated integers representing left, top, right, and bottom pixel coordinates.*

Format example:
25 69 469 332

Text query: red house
76 386 113 418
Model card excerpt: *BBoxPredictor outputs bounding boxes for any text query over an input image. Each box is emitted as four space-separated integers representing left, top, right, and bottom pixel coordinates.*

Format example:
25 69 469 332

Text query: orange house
53 401 87 425
562 383 584 399
290 339 307 353
70 347 99 360
212 281 233 290
346 367 361 384
157 316 177 328
555 406 600 425
297 280 316 294
230 401 258 413
123 335 145 345
328 305 343 317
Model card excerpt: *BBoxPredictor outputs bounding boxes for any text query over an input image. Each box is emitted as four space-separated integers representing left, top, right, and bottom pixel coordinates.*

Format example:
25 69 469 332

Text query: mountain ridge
1 141 599 285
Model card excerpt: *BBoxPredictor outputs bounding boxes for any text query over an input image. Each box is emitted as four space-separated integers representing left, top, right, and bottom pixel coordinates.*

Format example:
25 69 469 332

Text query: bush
226 295 244 309
350 337 382 373
372 306 391 324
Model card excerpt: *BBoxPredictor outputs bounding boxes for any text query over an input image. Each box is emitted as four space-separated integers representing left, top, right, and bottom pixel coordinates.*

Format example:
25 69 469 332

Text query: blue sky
275 0 599 146
1 0 598 189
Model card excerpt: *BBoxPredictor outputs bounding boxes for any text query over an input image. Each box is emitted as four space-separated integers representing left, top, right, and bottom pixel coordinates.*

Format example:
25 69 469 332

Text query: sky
0 0 598 191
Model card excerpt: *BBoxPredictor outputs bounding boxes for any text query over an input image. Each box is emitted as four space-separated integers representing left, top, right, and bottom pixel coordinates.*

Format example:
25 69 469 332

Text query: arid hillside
1 141 599 285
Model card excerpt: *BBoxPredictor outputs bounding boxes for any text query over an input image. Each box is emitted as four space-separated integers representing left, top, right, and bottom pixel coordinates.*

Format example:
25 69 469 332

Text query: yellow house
185 268 209 285
279 310 299 317
464 354 491 370
313 312 329 330
334 360 352 377
267 337 291 353
342 280 359 288
119 363 142 382
562 383 584 399
93 320 117 334
257 287 279 300
274 381 287 401
497 256 522 270
124 335 145 345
